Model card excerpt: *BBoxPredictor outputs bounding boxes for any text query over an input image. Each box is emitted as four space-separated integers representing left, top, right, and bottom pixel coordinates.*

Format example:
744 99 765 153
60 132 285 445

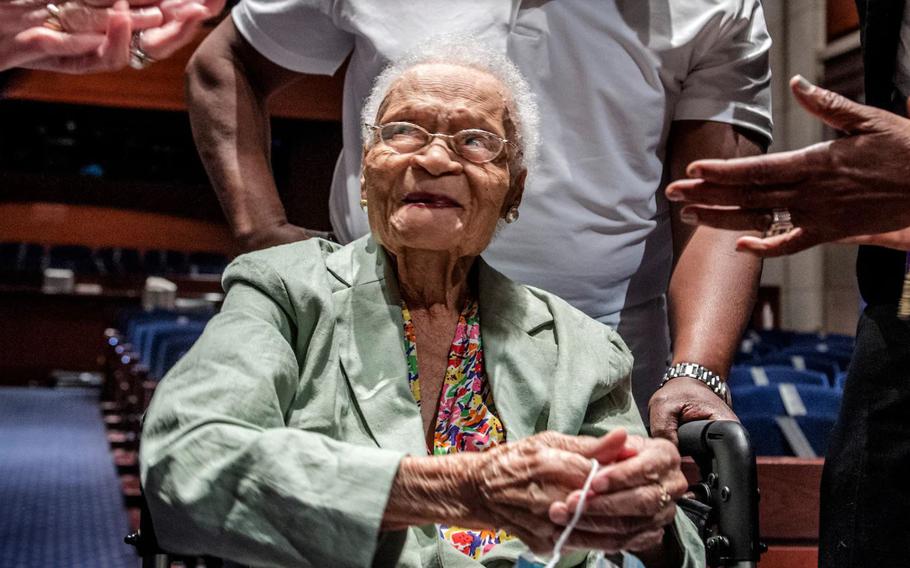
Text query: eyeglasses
365 121 511 164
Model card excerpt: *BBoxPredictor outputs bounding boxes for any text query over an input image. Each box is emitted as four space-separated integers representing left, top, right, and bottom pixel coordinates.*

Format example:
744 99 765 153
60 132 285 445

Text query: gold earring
505 205 519 224
360 198 368 210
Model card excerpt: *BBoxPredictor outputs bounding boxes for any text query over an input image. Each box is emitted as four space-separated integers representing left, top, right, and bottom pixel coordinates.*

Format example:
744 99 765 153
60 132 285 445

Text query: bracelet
660 362 730 404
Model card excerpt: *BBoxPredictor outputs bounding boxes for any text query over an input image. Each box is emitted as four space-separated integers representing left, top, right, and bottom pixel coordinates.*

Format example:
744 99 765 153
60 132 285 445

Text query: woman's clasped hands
468 429 687 557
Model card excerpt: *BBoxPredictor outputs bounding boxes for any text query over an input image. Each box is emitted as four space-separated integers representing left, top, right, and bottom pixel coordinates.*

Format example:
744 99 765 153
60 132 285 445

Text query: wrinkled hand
548 435 688 555
126 0 224 63
648 378 738 446
666 75 910 258
467 430 633 553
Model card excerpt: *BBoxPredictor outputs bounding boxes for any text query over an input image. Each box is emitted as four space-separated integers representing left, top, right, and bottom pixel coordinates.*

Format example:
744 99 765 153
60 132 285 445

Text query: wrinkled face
361 64 526 257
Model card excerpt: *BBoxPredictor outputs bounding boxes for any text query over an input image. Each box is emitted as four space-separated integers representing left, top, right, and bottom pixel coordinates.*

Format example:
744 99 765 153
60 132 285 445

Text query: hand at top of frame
666 75 910 257
1 0 225 73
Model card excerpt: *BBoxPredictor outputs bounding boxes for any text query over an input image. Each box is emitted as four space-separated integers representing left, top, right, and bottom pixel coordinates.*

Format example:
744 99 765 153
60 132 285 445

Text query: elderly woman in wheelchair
140 42 705 567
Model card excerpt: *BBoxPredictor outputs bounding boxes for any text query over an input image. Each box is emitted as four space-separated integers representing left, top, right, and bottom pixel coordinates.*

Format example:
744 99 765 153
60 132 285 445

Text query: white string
543 458 601 568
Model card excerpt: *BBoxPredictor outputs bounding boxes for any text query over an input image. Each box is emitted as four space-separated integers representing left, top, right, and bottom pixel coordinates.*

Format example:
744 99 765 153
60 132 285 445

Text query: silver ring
44 3 65 31
764 207 795 237
129 31 157 70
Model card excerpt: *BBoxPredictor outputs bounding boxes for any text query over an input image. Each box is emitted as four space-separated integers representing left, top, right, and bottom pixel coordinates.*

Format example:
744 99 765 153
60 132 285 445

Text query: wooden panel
2 30 344 120
0 202 234 253
0 289 137 385
757 457 823 540
828 0 860 40
683 456 823 541
761 545 818 568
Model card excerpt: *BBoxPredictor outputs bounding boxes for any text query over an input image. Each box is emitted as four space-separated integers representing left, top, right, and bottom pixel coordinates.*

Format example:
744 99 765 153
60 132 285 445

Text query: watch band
660 362 730 404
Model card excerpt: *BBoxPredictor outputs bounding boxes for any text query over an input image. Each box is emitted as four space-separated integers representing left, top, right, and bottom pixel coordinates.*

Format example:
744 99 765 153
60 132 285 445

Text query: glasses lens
453 130 503 162
379 123 428 153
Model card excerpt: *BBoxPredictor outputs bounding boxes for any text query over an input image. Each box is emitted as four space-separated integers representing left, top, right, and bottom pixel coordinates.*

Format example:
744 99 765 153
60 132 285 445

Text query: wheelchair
126 420 762 568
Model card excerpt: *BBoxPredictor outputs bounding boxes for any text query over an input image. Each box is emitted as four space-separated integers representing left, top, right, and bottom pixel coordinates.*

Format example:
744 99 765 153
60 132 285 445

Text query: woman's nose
411 139 464 176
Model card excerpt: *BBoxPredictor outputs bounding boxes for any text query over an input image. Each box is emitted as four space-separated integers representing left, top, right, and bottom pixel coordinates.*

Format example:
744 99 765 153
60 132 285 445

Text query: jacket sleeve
140 254 405 568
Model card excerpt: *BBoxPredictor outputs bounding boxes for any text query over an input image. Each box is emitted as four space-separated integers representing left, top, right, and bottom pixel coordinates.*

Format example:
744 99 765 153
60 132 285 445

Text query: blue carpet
0 387 136 568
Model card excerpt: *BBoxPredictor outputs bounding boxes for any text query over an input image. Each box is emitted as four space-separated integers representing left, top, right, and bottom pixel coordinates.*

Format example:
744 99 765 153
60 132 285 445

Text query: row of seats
731 329 853 457
101 309 214 459
0 242 230 279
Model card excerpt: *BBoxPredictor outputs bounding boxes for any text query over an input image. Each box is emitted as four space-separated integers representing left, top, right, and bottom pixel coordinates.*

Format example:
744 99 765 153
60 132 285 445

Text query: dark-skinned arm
186 16 312 252
649 120 766 444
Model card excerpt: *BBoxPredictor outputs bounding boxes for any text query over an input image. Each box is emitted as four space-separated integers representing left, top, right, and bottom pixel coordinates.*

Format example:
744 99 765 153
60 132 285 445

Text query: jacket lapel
477 259 556 441
329 242 558 452
330 238 426 456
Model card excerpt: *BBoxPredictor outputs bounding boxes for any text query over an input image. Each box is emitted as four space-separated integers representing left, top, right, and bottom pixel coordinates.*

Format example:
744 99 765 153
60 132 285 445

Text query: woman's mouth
402 192 462 208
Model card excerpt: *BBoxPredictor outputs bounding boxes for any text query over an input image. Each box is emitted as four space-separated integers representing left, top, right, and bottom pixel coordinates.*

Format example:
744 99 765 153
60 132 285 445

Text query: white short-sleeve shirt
233 0 772 343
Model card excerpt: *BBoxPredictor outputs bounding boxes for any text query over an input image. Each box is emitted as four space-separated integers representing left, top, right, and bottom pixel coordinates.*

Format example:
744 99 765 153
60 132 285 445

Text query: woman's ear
506 168 527 211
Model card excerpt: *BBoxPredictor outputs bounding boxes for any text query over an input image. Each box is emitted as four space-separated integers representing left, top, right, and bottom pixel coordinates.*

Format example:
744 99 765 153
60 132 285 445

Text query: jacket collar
330 237 555 454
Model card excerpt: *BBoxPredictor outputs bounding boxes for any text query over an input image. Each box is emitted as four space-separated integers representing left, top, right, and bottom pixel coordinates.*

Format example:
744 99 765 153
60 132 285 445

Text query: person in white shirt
186 1 773 441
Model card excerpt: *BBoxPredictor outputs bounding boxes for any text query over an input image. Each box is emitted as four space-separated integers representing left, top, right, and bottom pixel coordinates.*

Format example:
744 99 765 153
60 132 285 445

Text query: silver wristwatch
660 362 730 404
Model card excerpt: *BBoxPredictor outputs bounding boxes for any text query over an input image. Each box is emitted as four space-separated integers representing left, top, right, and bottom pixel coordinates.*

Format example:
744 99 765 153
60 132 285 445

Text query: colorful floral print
400 298 512 559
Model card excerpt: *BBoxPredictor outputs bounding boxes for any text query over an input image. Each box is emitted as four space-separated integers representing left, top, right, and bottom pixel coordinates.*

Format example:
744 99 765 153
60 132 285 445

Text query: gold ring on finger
656 482 672 509
43 3 65 31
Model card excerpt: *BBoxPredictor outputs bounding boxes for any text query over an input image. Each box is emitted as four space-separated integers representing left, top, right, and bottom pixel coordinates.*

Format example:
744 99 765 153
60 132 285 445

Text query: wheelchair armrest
677 420 763 568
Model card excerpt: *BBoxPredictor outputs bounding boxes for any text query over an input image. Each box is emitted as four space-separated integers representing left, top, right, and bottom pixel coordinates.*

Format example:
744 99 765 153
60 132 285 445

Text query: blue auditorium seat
728 365 828 388
789 333 855 350
48 244 99 275
740 413 838 457
732 384 842 416
187 252 229 275
143 250 188 275
134 319 207 365
778 344 853 371
97 247 143 276
759 352 841 382
153 334 200 378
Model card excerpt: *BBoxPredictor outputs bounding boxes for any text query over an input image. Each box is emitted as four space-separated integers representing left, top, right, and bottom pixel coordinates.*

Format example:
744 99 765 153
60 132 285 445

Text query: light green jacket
140 237 704 568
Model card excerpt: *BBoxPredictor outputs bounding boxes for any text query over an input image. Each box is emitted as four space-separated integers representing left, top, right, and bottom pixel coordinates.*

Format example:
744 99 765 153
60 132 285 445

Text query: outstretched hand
666 75 910 257
1 0 225 73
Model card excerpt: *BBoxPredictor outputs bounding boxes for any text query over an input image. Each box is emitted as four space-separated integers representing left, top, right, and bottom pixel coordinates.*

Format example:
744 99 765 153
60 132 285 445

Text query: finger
790 75 886 135
566 483 684 519
82 0 159 7
592 441 681 494
681 146 818 187
667 179 805 210
202 0 228 13
140 4 208 59
582 429 629 465
95 0 131 70
55 3 162 32
127 6 164 29
735 227 813 258
680 206 775 232
559 506 677 535
15 27 106 58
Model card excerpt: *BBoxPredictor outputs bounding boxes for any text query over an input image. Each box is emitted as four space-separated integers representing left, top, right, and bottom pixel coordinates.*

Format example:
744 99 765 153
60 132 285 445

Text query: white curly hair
360 36 539 176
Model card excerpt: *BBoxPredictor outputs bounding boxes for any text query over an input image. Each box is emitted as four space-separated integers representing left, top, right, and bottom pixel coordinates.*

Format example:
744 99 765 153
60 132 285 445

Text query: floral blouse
401 298 513 559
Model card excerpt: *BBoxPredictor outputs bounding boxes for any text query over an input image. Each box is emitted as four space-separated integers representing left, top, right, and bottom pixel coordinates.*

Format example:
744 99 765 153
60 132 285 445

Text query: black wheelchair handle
678 420 762 567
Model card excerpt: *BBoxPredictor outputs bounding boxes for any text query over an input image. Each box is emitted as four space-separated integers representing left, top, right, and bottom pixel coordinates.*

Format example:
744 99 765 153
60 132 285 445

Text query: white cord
543 458 601 568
